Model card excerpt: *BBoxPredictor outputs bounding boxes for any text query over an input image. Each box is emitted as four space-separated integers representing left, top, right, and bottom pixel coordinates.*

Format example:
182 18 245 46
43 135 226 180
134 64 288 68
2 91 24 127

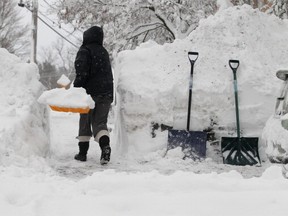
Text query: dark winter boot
74 142 89 162
99 135 111 165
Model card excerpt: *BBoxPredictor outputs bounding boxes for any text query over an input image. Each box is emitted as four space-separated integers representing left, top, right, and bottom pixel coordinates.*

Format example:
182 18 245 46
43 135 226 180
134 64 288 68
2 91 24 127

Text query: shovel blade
168 129 207 158
221 137 260 166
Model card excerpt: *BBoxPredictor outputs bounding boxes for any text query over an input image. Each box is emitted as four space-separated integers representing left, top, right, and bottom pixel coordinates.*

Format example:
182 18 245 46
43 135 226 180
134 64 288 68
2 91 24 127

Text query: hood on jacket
83 26 103 46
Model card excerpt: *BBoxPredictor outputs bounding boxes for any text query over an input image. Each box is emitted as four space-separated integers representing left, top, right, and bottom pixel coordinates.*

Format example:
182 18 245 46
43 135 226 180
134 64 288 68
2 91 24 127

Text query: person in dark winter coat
73 26 113 165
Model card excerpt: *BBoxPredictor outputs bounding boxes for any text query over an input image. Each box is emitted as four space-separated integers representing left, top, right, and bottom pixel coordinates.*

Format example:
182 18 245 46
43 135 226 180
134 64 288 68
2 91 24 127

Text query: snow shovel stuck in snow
221 60 261 166
274 70 288 130
167 52 207 159
275 70 288 118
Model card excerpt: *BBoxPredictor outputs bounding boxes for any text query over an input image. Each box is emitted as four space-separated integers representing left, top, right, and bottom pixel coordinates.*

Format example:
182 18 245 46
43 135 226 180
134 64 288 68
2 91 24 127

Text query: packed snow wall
115 5 288 160
0 49 50 165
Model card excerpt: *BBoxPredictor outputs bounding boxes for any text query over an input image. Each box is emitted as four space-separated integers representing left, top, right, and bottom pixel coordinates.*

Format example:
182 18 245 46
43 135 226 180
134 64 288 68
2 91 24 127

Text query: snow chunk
38 87 95 109
166 147 185 159
56 74 71 87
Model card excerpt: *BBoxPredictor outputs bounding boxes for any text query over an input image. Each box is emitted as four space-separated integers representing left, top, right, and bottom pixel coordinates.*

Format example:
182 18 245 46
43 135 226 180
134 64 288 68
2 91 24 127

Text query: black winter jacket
74 26 113 99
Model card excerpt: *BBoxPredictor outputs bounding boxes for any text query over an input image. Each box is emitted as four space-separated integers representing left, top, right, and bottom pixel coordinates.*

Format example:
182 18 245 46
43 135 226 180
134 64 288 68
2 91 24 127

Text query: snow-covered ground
1 111 288 216
1 4 288 216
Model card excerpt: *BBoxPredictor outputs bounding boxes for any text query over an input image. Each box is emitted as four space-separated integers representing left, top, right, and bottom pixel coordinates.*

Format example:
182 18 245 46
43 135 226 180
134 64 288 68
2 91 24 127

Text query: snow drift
115 5 288 160
0 49 50 165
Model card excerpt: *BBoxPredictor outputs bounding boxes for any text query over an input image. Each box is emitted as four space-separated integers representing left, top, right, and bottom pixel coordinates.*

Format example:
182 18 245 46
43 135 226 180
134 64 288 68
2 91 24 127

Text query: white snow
0 48 50 165
1 164 288 216
116 4 288 161
217 0 233 11
1 4 288 216
262 116 288 162
56 74 71 87
38 86 95 109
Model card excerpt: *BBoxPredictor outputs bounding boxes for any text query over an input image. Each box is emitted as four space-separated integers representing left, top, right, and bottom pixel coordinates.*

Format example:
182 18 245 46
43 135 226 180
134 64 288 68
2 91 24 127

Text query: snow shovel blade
221 137 260 166
168 129 207 158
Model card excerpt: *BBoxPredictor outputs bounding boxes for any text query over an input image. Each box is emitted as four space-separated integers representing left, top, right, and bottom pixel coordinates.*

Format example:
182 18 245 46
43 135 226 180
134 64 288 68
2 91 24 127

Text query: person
73 26 113 165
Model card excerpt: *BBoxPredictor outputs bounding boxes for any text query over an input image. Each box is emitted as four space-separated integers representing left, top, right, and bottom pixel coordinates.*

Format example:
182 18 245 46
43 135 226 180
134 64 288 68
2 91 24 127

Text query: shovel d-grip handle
188 52 199 87
229 60 240 72
188 52 199 64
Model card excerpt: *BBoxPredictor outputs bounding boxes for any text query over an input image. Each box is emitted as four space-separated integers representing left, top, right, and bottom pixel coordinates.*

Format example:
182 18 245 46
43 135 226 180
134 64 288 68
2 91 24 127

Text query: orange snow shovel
48 84 91 114
49 106 90 114
221 60 261 166
167 52 207 159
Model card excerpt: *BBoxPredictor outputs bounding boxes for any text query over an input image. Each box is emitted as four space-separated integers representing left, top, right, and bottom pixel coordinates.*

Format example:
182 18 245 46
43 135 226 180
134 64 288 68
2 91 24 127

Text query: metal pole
31 0 38 64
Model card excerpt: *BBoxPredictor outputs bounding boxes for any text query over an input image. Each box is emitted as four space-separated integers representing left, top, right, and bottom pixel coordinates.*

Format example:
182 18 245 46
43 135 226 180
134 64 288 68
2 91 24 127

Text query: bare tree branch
0 0 29 57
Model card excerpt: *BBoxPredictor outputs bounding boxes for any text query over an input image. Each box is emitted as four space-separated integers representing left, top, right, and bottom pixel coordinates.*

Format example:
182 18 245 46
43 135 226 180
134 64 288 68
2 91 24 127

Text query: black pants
77 95 112 143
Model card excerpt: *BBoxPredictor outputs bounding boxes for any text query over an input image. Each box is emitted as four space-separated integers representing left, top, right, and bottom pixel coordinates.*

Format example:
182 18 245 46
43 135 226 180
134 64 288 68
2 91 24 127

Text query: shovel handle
229 60 240 72
188 52 199 64
187 51 199 131
229 59 241 138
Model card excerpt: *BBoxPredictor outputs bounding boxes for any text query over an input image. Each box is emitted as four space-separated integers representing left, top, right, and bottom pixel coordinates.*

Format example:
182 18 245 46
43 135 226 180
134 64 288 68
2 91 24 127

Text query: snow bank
0 48 50 165
116 5 288 159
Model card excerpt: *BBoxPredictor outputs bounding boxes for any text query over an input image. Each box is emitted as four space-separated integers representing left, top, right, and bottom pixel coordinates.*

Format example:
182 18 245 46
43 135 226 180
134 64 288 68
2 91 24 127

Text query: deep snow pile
116 5 288 160
0 49 49 165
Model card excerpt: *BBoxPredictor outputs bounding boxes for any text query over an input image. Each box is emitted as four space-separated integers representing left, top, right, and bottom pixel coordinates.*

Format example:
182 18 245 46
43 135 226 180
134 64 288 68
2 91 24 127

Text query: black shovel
221 60 261 166
167 52 207 159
